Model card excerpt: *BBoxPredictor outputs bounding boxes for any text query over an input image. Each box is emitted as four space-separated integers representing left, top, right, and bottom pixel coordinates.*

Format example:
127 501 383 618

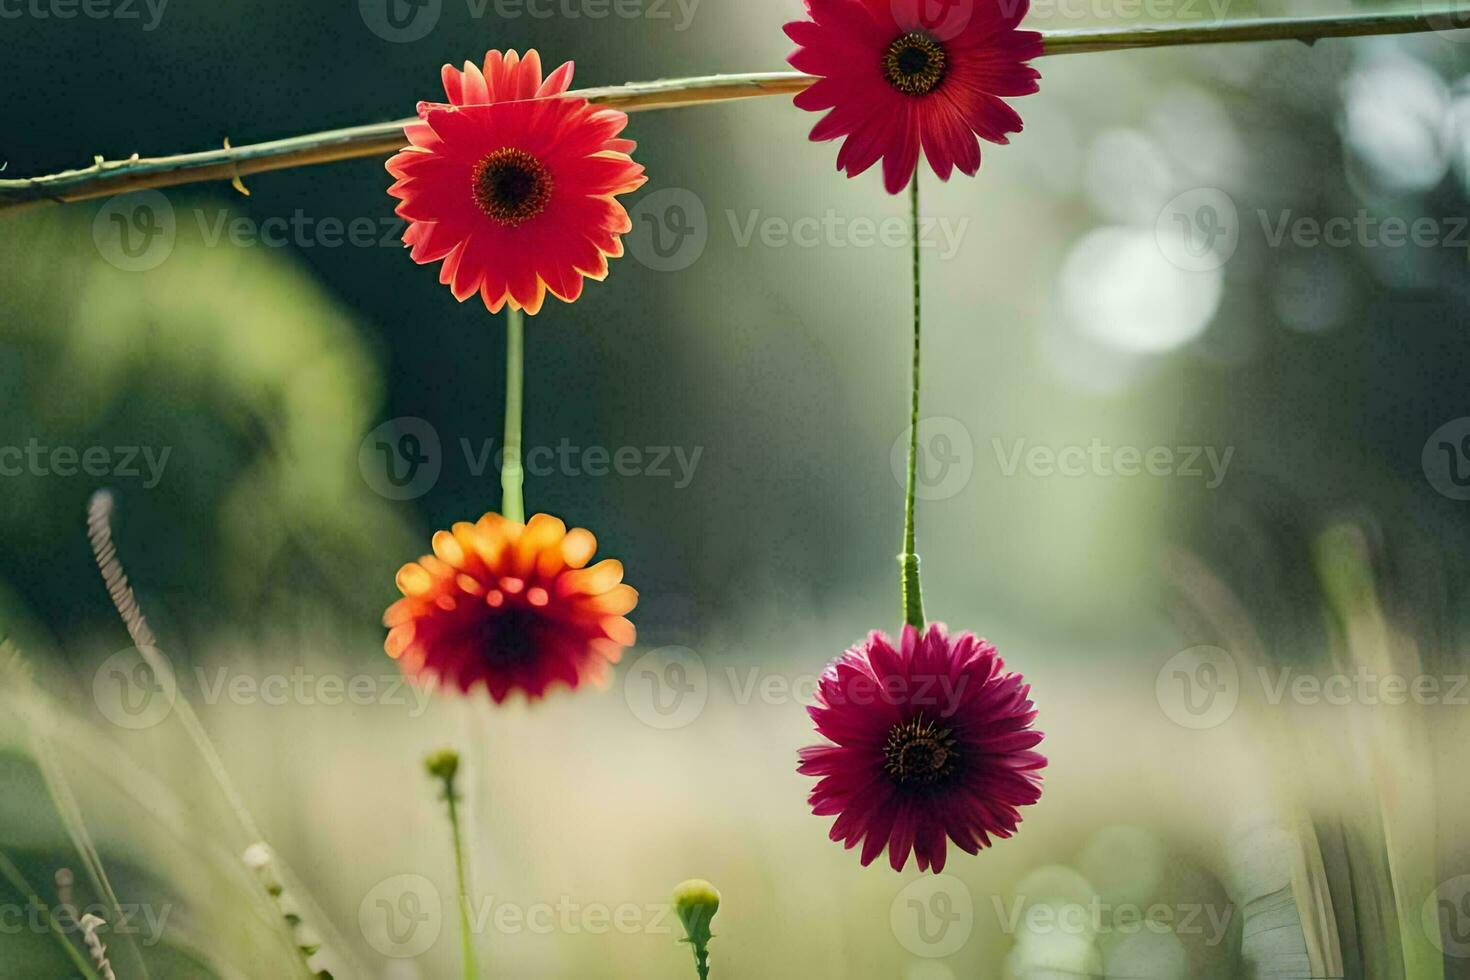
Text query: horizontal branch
0 9 1457 215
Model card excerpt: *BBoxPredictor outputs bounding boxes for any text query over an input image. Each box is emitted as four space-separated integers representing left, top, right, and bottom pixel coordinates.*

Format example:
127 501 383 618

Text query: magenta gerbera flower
799 623 1045 872
784 0 1042 193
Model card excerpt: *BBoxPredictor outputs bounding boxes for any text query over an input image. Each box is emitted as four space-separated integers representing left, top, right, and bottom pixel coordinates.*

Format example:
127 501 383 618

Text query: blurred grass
1 515 1459 977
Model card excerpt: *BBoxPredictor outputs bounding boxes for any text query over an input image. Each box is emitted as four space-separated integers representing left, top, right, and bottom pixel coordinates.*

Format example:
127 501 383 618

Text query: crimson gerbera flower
386 50 647 314
784 0 1042 194
383 512 637 702
799 623 1045 872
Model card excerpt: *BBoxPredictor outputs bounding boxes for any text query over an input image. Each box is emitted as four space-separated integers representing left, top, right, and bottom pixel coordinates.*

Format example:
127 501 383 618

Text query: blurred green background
2 0 1470 976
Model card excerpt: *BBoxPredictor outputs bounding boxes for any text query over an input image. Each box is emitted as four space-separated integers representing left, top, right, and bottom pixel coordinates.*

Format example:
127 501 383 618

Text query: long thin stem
900 175 925 632
86 491 359 978
501 307 525 524
426 752 478 980
445 789 478 980
86 491 263 842
0 9 1457 213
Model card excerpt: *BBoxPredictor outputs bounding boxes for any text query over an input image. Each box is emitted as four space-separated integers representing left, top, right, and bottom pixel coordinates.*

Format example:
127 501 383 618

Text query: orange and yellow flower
384 512 637 702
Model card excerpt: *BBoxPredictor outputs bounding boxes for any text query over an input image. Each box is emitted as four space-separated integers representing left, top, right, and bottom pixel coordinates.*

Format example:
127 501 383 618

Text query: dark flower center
482 607 541 664
883 716 959 787
472 147 553 226
883 32 947 96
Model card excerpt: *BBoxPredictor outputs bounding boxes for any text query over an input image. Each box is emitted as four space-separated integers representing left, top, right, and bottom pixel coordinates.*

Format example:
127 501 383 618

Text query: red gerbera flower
384 512 638 703
386 50 647 314
799 623 1045 872
784 0 1042 194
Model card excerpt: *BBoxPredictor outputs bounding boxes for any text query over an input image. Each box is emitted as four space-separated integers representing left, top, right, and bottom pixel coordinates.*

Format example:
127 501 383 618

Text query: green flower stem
691 945 710 980
432 769 479 980
501 306 525 524
426 751 477 980
445 788 478 980
899 174 925 632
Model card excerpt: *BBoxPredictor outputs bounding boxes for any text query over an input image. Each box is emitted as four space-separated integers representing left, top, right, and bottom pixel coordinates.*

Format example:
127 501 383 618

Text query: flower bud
672 878 720 948
423 748 460 784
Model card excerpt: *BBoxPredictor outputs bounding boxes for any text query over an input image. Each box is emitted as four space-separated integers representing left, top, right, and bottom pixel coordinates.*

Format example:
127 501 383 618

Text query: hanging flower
784 0 1042 194
799 623 1045 872
384 512 638 702
386 50 647 315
